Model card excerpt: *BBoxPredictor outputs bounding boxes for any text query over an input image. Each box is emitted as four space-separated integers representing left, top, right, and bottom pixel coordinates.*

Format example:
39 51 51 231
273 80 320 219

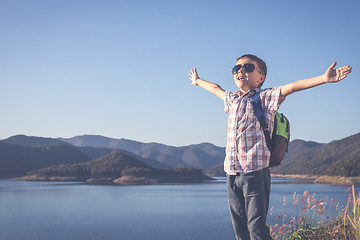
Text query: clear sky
1 0 359 147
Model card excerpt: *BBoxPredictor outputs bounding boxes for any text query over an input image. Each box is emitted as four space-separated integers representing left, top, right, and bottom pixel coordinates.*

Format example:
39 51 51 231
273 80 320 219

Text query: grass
271 174 360 185
315 176 360 185
269 185 360 239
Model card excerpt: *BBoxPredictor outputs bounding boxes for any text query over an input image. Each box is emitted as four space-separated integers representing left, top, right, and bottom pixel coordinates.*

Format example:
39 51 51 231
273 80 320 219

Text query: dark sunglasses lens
243 64 255 73
232 65 242 75
232 64 256 74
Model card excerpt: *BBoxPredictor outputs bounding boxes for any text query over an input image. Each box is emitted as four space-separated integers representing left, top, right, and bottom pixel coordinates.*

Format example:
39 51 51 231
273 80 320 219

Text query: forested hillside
0 142 91 177
24 152 212 184
2 133 359 179
206 133 360 177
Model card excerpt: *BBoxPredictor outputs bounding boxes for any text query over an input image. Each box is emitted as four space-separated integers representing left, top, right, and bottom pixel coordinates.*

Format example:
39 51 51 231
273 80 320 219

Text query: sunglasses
231 63 262 75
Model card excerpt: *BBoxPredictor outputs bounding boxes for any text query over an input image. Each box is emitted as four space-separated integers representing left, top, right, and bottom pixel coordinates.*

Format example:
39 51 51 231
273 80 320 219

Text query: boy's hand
324 61 352 83
189 68 199 86
280 61 352 97
188 67 225 100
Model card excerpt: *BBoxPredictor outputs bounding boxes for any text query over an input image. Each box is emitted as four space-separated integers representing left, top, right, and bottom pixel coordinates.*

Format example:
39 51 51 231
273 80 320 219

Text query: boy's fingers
339 67 352 74
329 61 337 69
340 66 351 70
338 70 351 81
339 75 347 81
341 70 352 75
343 66 352 72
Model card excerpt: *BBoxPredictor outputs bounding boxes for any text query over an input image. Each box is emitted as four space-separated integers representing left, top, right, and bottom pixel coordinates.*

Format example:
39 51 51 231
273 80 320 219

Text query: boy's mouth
237 77 247 81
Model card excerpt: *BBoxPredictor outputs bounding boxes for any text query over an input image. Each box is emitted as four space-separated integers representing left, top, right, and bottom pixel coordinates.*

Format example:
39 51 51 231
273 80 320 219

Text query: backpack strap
250 91 272 151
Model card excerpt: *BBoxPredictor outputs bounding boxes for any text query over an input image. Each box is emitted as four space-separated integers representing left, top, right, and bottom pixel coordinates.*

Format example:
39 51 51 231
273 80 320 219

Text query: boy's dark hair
236 54 267 88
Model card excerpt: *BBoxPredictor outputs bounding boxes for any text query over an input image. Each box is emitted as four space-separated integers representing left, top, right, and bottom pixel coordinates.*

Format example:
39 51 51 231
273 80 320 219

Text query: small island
12 152 213 185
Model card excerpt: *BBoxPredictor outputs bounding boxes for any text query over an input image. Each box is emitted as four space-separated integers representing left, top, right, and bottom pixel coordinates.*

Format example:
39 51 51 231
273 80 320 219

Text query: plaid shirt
224 87 286 175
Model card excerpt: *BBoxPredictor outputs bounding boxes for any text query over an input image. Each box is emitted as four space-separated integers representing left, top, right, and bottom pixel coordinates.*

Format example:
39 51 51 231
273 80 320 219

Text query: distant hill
27 152 150 179
323 155 360 177
3 135 70 147
73 146 170 169
58 135 145 152
206 134 360 177
205 139 324 176
2 135 225 169
60 135 226 168
271 133 360 176
204 163 225 177
23 152 212 184
3 133 360 178
1 135 169 170
0 142 91 177
286 139 324 154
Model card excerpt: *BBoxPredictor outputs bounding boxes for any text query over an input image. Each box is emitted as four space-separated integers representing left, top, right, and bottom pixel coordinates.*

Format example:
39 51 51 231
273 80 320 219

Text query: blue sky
0 0 359 147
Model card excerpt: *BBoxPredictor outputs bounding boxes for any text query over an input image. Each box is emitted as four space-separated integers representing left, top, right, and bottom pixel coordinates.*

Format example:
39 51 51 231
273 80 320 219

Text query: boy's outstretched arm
280 61 352 97
189 68 225 100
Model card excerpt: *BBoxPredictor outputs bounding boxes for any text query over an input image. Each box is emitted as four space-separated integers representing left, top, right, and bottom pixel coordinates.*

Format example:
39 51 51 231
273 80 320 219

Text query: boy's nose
236 69 246 76
237 67 246 74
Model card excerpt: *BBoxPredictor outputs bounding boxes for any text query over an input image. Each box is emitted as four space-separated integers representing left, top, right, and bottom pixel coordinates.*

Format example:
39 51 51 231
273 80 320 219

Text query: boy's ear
258 75 265 84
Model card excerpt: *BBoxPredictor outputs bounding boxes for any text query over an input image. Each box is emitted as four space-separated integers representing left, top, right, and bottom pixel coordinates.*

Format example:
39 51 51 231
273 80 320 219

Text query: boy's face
233 57 265 92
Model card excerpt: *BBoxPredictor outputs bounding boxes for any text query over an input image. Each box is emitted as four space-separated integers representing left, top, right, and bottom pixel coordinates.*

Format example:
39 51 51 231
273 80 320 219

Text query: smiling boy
188 54 352 240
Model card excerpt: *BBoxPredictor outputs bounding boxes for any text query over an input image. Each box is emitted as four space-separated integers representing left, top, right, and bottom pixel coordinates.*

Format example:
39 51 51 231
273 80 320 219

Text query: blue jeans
227 168 272 240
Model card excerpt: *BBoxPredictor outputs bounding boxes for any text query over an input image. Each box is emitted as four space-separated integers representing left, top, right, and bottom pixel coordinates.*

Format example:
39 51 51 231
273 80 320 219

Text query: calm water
0 178 358 240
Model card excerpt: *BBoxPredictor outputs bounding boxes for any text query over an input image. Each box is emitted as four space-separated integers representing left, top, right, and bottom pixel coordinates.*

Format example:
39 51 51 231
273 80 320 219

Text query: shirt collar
235 88 261 98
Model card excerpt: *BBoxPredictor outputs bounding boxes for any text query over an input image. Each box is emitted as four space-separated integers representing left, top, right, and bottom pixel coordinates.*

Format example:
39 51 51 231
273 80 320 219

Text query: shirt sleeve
260 87 286 112
224 91 234 114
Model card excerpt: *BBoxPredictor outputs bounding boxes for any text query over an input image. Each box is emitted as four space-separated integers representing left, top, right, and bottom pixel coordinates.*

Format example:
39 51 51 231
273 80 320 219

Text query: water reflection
0 179 358 240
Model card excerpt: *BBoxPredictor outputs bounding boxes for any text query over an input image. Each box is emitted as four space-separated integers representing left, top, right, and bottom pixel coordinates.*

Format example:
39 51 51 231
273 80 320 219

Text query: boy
188 54 352 240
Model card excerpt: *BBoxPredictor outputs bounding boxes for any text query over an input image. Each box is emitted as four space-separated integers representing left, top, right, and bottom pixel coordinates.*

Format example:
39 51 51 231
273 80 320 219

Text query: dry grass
271 174 360 185
270 185 360 239
271 174 319 180
315 176 360 185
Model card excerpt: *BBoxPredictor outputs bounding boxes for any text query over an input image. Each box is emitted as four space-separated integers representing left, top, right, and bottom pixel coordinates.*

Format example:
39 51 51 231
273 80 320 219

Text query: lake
0 178 358 240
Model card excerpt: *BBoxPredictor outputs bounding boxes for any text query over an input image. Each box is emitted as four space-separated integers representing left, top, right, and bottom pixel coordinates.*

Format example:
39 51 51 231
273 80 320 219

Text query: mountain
24 152 212 184
27 152 151 179
72 146 170 169
0 142 91 177
3 135 70 147
286 139 323 154
205 135 360 177
3 132 359 178
323 155 360 177
2 135 226 169
271 133 360 176
1 135 169 169
58 135 145 152
204 163 225 177
60 135 226 168
205 139 324 176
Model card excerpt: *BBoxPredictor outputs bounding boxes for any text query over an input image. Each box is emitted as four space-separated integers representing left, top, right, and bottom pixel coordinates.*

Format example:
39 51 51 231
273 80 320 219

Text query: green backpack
250 92 290 167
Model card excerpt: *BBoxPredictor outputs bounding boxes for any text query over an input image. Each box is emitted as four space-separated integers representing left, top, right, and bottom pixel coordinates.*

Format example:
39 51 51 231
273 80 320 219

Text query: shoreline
271 174 360 185
271 174 319 180
6 174 215 185
3 174 360 186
